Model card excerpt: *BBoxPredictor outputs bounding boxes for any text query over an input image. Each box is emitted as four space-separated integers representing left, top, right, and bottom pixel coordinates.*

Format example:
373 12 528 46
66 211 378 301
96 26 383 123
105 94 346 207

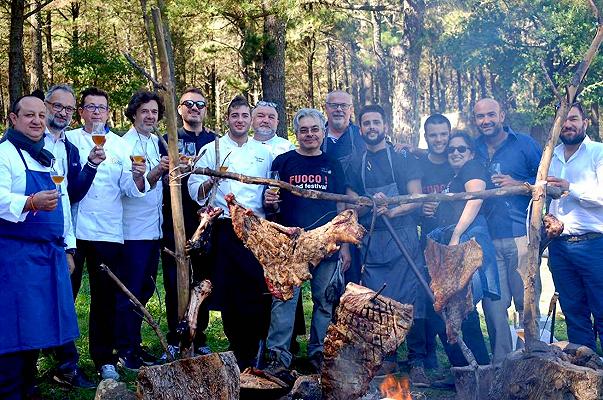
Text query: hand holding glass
50 159 64 196
91 122 106 146
268 171 281 195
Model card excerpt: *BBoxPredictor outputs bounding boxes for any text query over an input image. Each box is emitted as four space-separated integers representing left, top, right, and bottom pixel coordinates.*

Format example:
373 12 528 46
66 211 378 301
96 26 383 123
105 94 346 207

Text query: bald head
325 90 353 134
473 98 505 138
9 97 47 141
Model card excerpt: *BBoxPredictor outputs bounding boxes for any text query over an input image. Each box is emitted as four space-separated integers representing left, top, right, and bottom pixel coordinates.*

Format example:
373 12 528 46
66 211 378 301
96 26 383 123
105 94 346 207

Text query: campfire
380 375 412 400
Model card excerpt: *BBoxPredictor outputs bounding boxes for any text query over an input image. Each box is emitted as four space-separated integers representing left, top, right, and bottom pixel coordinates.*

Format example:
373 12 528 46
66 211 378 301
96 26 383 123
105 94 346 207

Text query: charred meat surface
225 193 365 300
424 238 483 343
321 283 413 400
187 205 223 254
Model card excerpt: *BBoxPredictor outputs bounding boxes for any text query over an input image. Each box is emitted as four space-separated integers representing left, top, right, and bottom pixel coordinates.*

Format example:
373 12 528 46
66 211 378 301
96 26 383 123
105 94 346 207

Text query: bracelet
87 160 99 169
28 193 38 212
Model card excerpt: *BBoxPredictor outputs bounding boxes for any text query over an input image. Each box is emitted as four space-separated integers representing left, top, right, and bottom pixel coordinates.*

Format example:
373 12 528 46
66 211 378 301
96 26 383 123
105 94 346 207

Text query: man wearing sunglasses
251 100 295 158
160 88 216 360
473 98 542 364
42 84 100 389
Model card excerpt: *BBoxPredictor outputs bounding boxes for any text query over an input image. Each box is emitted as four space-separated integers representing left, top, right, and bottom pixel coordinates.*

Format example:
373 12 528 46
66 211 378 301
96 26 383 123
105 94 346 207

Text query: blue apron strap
15 146 30 171
361 146 395 193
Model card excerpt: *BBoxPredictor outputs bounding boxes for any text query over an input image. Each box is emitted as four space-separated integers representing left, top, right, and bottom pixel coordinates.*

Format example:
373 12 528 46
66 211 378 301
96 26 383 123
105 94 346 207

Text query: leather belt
559 232 603 242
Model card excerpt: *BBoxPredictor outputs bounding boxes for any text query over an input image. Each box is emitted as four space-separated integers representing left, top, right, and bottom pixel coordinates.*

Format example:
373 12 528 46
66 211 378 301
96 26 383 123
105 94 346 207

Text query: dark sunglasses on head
180 100 206 109
447 145 470 154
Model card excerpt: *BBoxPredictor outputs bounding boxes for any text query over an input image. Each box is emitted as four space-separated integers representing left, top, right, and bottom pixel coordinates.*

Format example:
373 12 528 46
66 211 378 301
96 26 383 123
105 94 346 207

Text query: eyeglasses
256 100 277 109
447 146 470 154
82 104 109 113
47 102 76 115
298 127 322 135
326 102 352 111
180 100 206 110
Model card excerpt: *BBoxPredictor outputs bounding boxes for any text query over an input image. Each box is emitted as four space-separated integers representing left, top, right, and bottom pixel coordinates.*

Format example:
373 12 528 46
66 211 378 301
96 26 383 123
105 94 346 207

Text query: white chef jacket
549 136 603 235
188 134 273 218
44 129 76 249
65 127 148 243
252 135 295 159
121 127 163 240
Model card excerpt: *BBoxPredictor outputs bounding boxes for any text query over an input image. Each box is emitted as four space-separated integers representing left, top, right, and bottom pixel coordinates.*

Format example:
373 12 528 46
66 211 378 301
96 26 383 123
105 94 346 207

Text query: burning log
179 280 212 358
137 352 239 399
424 238 483 343
321 283 413 400
226 194 365 300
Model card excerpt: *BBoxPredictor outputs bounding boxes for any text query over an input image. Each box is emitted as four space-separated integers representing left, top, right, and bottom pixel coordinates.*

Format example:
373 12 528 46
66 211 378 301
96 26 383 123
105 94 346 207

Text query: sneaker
262 359 295 387
118 350 144 371
53 366 96 389
136 347 159 366
195 346 212 356
431 374 456 390
99 364 120 381
160 345 179 362
308 352 324 374
409 366 430 388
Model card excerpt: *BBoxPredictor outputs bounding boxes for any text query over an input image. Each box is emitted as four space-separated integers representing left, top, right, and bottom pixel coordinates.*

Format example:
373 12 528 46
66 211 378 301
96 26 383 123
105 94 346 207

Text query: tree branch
123 52 165 91
192 167 562 206
24 0 54 18
539 59 561 101
100 264 173 361
301 0 400 11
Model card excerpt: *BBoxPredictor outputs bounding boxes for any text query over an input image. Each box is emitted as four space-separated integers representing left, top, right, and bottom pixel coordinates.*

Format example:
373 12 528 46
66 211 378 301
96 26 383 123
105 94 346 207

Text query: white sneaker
99 364 120 381
160 345 179 362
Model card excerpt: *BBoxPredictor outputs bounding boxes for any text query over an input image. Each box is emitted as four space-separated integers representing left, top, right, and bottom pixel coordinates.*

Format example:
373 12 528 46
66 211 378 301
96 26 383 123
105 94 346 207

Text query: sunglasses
256 100 278 109
180 100 206 109
447 145 470 154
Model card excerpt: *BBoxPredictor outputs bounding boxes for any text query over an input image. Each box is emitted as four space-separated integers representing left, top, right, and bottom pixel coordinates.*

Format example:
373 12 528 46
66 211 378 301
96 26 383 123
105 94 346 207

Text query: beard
560 128 586 145
361 131 385 146
48 115 69 131
254 127 276 139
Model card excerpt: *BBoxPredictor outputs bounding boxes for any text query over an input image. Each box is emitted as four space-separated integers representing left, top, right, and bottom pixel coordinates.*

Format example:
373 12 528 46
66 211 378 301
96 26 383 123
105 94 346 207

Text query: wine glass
91 122 106 147
50 158 64 196
177 139 185 155
490 162 502 177
184 142 196 158
131 141 147 165
268 171 280 195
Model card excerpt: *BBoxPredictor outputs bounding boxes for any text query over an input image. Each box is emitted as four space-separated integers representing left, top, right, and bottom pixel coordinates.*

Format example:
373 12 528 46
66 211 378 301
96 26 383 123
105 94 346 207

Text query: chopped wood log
321 283 413 400
226 194 365 300
424 238 483 343
137 352 240 400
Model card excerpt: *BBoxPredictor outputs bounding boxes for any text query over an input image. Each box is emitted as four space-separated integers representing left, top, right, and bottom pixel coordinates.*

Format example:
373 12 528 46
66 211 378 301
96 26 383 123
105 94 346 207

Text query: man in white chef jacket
66 87 148 381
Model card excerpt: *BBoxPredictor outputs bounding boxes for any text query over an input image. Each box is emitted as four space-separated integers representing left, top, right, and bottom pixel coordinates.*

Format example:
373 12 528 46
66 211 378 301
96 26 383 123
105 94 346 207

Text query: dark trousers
212 220 272 369
162 240 210 348
0 350 39 400
406 317 439 369
73 240 123 368
115 240 160 353
549 236 603 351
52 341 79 372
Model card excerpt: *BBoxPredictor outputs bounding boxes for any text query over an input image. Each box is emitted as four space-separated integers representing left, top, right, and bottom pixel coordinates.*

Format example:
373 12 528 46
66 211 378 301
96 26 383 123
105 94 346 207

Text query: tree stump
137 351 240 399
95 379 136 400
453 345 603 400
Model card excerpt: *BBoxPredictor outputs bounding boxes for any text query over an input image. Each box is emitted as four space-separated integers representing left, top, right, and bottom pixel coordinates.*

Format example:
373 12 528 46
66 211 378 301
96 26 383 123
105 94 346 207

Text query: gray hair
45 83 76 102
292 108 326 133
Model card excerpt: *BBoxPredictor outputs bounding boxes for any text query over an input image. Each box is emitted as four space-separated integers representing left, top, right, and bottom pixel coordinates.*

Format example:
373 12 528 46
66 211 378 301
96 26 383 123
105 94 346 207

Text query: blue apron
0 147 79 355
359 148 425 318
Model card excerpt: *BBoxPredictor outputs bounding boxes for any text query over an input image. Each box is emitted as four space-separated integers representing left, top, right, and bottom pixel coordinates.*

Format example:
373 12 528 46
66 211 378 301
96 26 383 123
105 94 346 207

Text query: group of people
0 83 601 399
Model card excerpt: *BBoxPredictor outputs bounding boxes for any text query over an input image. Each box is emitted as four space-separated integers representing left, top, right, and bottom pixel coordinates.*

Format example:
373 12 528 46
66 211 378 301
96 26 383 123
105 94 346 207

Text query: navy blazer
64 136 97 204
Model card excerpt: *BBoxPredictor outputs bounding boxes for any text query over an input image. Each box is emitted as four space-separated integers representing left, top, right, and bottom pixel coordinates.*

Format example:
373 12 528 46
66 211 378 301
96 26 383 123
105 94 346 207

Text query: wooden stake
151 7 190 324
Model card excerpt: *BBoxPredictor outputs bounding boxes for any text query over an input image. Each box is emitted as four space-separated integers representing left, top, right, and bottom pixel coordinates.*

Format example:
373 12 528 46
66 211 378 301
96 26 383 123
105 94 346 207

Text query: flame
379 374 412 400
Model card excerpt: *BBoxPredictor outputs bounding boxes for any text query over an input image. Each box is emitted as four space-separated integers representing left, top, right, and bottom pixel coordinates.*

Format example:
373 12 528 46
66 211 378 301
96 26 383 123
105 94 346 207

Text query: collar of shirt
44 128 66 143
553 135 592 162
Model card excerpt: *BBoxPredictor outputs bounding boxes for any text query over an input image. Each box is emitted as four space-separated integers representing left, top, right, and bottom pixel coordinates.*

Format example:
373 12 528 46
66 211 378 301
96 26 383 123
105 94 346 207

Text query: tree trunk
326 41 335 92
371 11 393 124
437 59 447 112
390 0 425 146
469 70 477 113
305 34 316 108
477 66 487 98
429 61 436 114
261 0 287 138
456 69 463 112
9 0 26 105
45 11 54 84
140 0 158 82
30 0 45 91
590 103 601 141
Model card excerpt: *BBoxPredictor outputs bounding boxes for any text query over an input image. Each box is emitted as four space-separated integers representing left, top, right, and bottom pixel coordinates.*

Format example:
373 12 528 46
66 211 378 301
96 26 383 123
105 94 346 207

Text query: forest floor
36 264 570 400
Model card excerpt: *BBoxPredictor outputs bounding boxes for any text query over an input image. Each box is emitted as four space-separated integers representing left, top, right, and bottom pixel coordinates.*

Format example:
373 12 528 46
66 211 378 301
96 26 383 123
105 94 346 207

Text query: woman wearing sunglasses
428 131 501 367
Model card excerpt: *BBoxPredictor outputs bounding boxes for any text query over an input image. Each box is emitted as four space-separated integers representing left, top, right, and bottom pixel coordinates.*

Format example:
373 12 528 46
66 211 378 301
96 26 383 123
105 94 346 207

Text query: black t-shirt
160 127 215 244
416 153 455 236
271 150 347 229
435 159 487 227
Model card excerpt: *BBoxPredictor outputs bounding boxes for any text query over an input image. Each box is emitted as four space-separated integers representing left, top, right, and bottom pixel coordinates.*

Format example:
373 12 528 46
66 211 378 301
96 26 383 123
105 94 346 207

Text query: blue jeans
548 236 603 351
266 259 337 367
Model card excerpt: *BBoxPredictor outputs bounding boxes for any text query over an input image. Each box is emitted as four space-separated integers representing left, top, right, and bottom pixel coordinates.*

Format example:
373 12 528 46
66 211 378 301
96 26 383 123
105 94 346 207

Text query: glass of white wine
268 171 280 195
50 158 64 196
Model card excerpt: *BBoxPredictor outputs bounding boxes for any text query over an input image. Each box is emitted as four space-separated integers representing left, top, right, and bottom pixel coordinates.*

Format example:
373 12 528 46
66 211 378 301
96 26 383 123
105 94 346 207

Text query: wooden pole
522 6 603 352
192 167 562 206
151 7 190 323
